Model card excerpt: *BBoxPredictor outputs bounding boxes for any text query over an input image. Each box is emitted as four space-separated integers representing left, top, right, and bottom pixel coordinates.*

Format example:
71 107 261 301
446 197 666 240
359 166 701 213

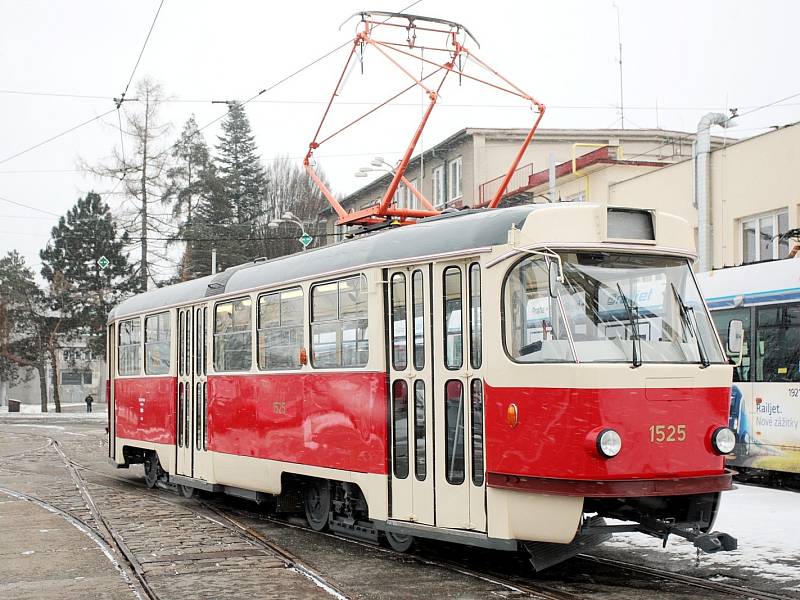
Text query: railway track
1 426 796 600
0 430 346 600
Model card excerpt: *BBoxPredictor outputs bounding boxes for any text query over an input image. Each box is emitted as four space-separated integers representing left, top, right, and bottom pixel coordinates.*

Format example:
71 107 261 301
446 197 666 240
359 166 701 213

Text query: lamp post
269 211 311 251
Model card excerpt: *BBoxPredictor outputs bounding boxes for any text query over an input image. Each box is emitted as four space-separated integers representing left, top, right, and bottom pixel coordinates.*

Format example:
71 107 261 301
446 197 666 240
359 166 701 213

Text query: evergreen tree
0 252 48 410
215 102 268 262
166 115 218 280
40 192 134 357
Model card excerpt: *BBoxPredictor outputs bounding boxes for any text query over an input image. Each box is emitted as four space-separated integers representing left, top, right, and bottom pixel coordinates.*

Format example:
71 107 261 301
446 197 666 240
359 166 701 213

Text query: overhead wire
0 108 117 167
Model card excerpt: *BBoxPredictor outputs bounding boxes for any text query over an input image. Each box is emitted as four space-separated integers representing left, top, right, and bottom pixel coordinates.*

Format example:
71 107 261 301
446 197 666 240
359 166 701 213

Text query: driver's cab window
504 258 572 362
755 303 800 382
712 307 751 381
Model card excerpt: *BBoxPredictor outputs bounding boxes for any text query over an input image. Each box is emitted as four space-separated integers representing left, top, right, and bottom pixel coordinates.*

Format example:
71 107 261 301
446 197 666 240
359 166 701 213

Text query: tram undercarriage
129 448 736 571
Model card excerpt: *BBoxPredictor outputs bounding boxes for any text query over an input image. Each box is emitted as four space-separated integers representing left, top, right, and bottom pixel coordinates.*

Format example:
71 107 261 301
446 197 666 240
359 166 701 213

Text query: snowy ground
600 483 800 594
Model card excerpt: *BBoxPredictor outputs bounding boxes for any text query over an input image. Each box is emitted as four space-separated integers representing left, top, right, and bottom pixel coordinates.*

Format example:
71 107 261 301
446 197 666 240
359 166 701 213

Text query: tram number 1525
649 424 686 443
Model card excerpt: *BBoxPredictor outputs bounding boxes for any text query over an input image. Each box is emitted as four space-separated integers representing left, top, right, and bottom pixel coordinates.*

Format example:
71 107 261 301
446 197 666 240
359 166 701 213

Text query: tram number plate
649 424 686 443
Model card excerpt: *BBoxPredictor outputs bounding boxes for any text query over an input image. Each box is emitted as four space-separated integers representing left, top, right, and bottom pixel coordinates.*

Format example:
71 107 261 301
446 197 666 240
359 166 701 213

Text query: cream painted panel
486 487 583 543
211 452 389 521
116 438 176 475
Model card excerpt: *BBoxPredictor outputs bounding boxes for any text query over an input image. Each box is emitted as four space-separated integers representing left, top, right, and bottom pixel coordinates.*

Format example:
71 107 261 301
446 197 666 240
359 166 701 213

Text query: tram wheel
143 452 161 489
384 531 414 553
179 484 196 499
304 479 331 531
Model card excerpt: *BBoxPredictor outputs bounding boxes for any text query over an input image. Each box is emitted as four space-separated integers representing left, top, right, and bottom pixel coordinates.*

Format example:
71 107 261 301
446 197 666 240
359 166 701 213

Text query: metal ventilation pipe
695 112 734 272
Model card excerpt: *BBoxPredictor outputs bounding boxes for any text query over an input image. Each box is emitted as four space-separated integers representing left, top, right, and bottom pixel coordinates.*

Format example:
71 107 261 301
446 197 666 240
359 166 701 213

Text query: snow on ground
603 483 800 585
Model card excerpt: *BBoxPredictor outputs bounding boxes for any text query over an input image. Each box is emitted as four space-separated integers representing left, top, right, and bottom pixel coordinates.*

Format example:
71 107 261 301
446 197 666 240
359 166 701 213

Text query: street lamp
269 212 311 252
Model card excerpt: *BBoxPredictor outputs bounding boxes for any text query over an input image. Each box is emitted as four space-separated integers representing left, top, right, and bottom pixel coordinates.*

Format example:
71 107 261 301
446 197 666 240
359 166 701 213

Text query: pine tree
0 252 48 410
215 102 269 262
166 115 217 280
40 192 134 357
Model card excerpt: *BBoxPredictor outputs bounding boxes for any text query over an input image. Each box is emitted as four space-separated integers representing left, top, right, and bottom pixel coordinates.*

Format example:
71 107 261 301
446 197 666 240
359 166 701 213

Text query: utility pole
613 3 625 129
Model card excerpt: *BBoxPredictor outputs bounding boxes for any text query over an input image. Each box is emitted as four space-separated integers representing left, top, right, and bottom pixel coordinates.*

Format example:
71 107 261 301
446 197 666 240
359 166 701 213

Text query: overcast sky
2 0 799 276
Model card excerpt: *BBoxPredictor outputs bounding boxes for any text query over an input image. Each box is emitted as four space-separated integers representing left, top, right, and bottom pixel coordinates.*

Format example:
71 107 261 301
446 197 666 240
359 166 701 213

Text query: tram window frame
257 287 304 371
144 312 171 375
310 274 369 369
443 267 463 370
755 302 800 382
444 379 466 485
392 379 409 479
213 297 253 372
391 273 408 371
118 317 141 376
468 263 482 370
412 270 425 370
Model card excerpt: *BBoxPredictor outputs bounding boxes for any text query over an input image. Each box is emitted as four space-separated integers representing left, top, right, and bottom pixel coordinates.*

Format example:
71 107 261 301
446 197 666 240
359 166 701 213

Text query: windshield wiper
616 283 642 368
671 283 710 368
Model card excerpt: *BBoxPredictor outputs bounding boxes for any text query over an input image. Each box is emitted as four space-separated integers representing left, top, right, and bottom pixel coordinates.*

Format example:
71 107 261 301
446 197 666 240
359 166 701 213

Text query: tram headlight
596 429 622 458
712 427 736 455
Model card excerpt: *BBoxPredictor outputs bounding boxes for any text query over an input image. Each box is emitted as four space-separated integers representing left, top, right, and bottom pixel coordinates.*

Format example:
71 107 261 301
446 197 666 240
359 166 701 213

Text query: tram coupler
635 517 738 554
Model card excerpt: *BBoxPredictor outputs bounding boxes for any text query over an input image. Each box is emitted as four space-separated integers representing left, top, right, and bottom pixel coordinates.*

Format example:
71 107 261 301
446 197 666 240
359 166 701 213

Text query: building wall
609 121 800 268
327 128 706 238
3 342 104 408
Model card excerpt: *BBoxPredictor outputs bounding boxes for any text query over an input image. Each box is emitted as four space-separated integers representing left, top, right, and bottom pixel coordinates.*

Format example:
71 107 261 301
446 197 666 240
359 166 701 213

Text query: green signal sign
97 256 110 269
298 233 313 248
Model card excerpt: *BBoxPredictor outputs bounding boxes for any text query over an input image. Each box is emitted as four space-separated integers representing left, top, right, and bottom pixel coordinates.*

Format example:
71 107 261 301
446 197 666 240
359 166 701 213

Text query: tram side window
755 303 800 382
214 298 252 371
392 380 409 479
445 380 465 485
118 318 141 376
469 263 482 369
258 288 304 370
311 275 369 368
711 308 751 381
144 312 171 375
444 267 463 369
412 270 425 370
391 273 407 370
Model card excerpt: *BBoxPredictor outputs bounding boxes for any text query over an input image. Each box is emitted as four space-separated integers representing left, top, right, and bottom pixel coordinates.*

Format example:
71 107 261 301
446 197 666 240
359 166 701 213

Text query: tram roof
109 205 538 320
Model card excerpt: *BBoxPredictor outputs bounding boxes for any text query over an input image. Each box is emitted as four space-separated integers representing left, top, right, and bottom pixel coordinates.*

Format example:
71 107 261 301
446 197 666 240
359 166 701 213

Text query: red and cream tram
107 203 738 568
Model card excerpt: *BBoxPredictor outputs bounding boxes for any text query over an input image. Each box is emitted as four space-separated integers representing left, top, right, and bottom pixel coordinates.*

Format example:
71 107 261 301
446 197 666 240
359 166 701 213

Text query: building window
257 288 304 370
447 157 462 202
145 312 171 375
213 297 252 372
311 275 369 368
61 371 90 385
394 178 419 211
742 209 789 263
432 165 445 207
118 318 141 376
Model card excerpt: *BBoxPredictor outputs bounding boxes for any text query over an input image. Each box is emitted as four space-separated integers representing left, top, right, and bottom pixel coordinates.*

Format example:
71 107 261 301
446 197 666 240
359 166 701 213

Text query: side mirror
548 260 561 298
727 319 744 354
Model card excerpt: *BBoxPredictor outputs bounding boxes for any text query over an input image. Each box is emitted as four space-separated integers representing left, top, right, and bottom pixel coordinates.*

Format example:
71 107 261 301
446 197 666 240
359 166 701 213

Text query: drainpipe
695 112 734 272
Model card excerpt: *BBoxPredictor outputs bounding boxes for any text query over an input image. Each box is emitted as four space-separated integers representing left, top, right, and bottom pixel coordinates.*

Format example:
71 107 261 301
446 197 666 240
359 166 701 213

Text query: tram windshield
503 251 726 365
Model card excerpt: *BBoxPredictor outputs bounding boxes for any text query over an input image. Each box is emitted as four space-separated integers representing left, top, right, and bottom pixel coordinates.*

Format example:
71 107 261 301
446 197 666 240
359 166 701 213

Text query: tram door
176 305 211 480
387 265 435 525
432 259 486 532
